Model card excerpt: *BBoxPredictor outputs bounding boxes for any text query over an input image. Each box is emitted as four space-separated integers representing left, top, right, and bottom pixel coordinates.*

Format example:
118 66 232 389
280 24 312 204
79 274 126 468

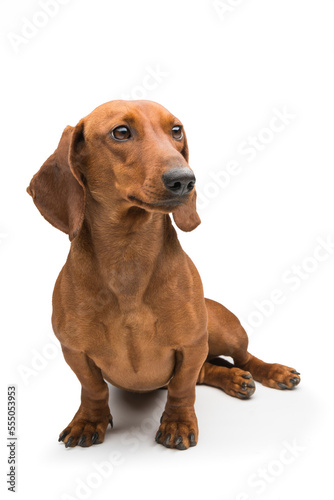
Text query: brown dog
27 100 300 451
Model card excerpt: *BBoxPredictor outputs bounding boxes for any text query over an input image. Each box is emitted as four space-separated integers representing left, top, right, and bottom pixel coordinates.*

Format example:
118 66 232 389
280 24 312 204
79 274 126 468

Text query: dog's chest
85 305 176 391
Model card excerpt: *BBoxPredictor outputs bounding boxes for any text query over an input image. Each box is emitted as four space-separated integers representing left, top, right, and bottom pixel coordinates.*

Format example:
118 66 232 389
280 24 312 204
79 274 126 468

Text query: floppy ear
27 124 86 241
172 129 201 232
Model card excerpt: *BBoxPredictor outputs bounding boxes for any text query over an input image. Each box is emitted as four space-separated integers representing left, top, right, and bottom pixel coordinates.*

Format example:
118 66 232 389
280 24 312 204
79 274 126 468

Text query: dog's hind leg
199 298 300 393
197 357 256 399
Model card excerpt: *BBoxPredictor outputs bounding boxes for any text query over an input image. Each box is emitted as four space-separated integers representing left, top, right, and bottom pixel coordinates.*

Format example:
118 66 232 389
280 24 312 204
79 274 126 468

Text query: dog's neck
72 199 180 308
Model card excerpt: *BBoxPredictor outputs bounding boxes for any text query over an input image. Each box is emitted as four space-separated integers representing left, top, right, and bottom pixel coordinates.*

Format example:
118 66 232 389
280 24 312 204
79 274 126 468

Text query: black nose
162 168 196 196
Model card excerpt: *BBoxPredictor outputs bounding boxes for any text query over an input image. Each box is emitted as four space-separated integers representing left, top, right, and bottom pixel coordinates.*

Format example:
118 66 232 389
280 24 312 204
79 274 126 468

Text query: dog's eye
171 125 183 140
111 126 132 141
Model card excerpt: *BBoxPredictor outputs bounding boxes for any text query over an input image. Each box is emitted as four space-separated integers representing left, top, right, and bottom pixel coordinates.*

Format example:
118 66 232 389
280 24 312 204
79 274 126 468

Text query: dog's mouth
128 195 184 211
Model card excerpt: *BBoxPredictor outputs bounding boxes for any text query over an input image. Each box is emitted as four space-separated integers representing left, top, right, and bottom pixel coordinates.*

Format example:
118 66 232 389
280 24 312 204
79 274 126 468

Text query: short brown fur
28 100 300 450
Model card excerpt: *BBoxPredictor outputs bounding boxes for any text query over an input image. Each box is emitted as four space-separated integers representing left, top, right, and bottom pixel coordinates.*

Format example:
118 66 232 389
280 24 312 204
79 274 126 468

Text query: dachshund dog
27 100 300 451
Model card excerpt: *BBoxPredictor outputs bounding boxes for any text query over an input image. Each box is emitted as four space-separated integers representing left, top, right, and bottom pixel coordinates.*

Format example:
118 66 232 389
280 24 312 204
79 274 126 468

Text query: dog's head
27 100 200 240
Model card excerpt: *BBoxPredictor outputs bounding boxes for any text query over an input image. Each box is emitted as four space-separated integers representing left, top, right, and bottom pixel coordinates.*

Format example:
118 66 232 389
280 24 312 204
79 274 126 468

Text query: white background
1 0 334 499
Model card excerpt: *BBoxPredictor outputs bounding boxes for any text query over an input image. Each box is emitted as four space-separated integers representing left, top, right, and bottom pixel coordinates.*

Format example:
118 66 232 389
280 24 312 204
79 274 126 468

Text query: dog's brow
106 112 176 133
108 112 137 125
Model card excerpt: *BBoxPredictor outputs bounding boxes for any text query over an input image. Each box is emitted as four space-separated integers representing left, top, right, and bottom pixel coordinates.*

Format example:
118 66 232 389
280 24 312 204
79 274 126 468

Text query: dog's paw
221 367 256 399
155 413 198 450
58 414 113 448
261 363 301 390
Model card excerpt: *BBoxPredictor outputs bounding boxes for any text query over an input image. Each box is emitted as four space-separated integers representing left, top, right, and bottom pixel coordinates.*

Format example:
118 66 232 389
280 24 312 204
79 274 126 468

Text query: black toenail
176 441 187 450
58 430 69 442
175 436 182 445
78 435 86 447
278 382 289 389
155 431 162 443
163 434 171 448
189 433 196 447
238 392 248 399
291 370 300 375
65 437 74 448
91 432 99 444
242 374 251 379
109 418 113 428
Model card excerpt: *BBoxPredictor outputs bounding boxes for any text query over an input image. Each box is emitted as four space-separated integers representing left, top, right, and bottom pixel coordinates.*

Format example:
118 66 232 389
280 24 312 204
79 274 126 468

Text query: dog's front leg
58 346 112 448
156 342 208 450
